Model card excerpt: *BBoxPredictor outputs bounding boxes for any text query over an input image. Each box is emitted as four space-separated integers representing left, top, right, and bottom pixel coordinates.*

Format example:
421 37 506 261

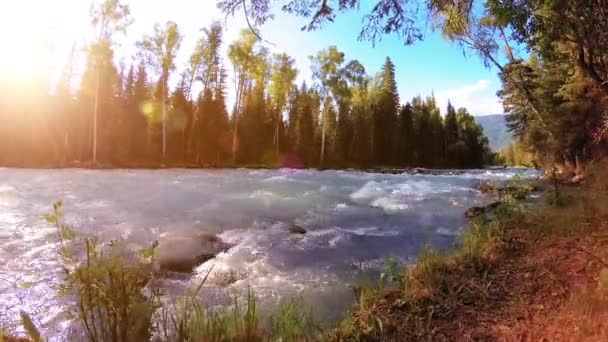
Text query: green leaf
60 246 73 262
43 213 56 224
20 311 41 342
59 226 75 240
20 282 34 289
372 315 383 333
53 200 63 211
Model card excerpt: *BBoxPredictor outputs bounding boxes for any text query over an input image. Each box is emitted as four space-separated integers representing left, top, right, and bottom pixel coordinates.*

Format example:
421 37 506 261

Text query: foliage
270 299 317 340
335 176 534 340
45 201 160 342
18 203 319 341
500 141 536 167
379 256 405 287
1 6 501 169
19 312 41 342
215 0 608 170
136 20 183 159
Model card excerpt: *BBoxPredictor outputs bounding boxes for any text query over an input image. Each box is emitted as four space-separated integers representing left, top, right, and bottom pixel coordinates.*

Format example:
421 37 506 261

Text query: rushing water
0 168 539 339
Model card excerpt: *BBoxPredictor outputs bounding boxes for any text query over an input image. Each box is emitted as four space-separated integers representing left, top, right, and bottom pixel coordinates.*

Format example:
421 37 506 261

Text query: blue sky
0 0 503 115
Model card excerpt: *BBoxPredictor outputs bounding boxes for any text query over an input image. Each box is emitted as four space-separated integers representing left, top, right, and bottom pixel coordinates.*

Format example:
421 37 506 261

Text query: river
0 168 539 339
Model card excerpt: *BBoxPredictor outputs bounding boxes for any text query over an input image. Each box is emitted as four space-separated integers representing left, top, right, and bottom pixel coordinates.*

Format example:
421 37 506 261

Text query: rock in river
154 232 233 273
289 224 307 235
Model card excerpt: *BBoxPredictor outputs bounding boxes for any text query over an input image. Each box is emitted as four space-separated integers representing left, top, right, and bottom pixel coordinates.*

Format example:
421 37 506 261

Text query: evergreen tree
397 103 414 166
293 83 315 165
444 101 459 165
373 57 399 165
168 74 192 163
429 98 445 167
130 64 150 161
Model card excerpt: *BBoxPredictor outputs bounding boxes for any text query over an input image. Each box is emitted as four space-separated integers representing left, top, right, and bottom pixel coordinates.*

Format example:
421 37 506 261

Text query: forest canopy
0 0 494 169
220 0 608 172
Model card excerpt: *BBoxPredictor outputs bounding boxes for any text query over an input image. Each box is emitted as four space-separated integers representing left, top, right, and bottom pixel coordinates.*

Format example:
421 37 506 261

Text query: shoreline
333 163 608 340
1 169 547 341
0 163 527 175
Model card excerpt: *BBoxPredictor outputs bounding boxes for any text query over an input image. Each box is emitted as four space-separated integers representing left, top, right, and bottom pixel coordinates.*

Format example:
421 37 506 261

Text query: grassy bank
5 167 608 341
333 164 608 340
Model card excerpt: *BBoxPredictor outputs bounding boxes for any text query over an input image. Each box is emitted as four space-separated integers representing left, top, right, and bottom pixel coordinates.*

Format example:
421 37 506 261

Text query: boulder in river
289 224 307 235
154 232 233 273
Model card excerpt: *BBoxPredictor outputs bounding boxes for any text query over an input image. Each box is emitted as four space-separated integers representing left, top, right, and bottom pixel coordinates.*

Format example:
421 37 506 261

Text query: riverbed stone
154 232 233 273
289 224 307 235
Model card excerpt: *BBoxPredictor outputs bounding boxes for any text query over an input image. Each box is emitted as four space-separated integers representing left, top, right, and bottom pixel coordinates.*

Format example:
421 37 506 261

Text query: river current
0 168 539 339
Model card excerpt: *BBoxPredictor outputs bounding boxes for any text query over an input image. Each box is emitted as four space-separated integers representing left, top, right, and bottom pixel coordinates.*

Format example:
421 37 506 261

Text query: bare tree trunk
231 74 245 164
275 121 280 157
162 78 167 161
92 68 100 164
320 106 326 167
232 113 239 164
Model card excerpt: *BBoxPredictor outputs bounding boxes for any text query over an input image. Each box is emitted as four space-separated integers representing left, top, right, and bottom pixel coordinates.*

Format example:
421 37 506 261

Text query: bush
334 176 536 340
46 201 160 342
17 202 318 342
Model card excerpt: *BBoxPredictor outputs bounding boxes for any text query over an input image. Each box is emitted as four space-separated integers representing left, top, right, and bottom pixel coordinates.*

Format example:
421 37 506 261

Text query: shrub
45 201 160 342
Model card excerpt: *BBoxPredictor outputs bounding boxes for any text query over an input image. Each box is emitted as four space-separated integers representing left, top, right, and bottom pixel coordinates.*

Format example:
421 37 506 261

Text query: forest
214 0 608 175
0 2 493 169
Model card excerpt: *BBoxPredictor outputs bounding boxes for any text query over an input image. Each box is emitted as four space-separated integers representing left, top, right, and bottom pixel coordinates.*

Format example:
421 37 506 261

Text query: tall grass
334 176 535 340
13 201 317 342
45 201 160 342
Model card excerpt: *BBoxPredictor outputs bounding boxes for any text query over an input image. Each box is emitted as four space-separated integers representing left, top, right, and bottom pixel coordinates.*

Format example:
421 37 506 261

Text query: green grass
332 176 535 340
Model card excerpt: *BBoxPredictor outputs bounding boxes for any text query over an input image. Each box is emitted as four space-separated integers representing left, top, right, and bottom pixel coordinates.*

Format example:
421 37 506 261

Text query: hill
475 114 512 151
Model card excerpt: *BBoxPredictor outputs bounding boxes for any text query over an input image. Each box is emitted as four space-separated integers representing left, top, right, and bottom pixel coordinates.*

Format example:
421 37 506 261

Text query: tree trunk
275 121 280 157
92 68 100 164
162 78 167 161
320 106 326 167
232 113 239 164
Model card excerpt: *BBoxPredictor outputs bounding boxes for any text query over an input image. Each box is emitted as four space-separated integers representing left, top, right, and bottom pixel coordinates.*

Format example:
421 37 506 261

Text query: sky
0 0 503 115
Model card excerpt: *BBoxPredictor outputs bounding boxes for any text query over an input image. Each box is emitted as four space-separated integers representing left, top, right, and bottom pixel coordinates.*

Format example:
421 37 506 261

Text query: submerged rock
289 224 307 235
154 232 233 273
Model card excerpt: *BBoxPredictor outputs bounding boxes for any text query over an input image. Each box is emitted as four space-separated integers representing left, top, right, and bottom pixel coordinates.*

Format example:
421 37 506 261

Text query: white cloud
435 80 503 116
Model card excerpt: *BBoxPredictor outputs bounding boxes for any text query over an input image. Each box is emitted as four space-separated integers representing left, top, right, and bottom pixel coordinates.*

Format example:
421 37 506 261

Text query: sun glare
0 4 46 78
0 0 88 83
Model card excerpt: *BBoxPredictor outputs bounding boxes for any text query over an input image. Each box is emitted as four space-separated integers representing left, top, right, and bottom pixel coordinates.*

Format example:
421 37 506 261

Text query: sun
0 38 51 80
0 3 53 81
0 0 90 82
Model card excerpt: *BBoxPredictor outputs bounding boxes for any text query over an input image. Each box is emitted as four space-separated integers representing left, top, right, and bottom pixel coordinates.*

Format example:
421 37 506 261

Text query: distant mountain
475 114 512 151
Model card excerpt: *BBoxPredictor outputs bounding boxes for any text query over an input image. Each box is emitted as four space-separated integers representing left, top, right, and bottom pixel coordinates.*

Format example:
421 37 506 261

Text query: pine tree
429 98 445 167
373 57 399 165
130 64 150 161
169 75 192 163
444 100 459 165
398 103 414 166
295 83 315 165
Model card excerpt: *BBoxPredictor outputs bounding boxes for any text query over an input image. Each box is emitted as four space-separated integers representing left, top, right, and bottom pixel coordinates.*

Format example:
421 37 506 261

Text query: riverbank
333 163 608 340
1 159 523 174
4 168 522 341
6 167 600 341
